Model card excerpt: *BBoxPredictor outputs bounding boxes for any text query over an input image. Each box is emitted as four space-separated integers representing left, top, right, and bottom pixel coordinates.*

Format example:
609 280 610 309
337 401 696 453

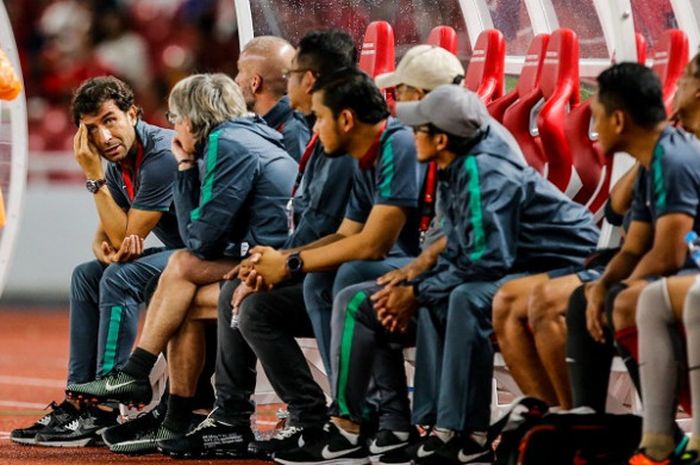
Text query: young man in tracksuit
274 85 598 465
11 76 184 448
235 68 424 457
153 29 359 459
564 63 700 459
65 73 296 443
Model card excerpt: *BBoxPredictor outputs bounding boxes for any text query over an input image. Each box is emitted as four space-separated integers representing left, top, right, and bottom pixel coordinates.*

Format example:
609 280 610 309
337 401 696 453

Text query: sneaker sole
163 449 251 459
274 458 371 465
110 439 158 455
10 437 37 445
35 437 96 448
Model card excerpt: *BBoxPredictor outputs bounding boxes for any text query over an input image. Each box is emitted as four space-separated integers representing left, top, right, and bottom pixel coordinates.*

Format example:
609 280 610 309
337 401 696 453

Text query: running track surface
0 307 274 464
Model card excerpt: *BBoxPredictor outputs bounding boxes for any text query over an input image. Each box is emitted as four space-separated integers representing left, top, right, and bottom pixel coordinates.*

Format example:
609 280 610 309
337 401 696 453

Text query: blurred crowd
7 0 240 153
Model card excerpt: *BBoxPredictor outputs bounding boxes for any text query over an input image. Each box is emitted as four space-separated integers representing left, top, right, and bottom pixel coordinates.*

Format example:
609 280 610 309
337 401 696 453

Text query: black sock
122 348 158 380
565 285 616 412
162 394 194 433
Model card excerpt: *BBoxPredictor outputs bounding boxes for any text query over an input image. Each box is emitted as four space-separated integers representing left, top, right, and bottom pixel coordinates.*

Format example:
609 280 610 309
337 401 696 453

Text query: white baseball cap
375 44 465 91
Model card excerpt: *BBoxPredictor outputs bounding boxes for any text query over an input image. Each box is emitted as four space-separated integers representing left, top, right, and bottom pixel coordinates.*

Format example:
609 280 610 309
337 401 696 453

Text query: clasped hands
223 246 418 334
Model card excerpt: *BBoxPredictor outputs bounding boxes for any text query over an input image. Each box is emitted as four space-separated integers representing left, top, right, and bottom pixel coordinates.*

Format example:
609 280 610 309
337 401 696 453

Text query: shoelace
188 417 217 435
63 418 81 432
37 402 61 425
273 426 303 440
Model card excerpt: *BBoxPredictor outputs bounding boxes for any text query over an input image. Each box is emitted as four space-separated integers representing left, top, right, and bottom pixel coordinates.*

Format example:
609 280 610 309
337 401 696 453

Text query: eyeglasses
282 68 312 80
165 111 180 125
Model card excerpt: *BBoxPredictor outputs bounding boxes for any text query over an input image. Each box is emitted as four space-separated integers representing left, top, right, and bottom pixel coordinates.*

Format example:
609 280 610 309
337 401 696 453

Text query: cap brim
375 71 403 89
396 101 430 128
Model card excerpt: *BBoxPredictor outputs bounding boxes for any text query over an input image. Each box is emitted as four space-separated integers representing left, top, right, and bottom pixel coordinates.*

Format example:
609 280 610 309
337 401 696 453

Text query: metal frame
0 2 27 298
234 0 255 48
523 0 560 35
457 0 493 50
670 0 700 55
592 0 638 63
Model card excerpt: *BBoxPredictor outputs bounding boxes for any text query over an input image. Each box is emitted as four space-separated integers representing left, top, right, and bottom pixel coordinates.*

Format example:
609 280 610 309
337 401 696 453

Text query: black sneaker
377 434 445 465
111 423 182 455
368 430 414 461
34 406 118 447
66 369 152 406
273 422 369 465
102 407 163 447
415 436 493 465
157 415 254 458
249 424 324 458
10 400 80 445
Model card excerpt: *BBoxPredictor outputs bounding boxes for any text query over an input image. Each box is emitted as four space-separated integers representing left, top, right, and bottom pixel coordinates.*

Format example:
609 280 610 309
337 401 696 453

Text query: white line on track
0 399 48 409
0 375 64 388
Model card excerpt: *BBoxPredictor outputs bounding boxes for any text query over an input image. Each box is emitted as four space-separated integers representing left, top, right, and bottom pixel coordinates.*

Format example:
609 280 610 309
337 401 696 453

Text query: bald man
236 36 310 161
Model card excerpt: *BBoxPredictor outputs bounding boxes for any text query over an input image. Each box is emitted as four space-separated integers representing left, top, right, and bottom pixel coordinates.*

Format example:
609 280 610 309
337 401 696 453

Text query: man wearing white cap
375 44 465 101
277 85 598 465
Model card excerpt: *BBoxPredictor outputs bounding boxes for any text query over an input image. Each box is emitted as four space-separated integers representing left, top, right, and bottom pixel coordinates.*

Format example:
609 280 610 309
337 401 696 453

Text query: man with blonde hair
235 35 309 161
67 73 297 450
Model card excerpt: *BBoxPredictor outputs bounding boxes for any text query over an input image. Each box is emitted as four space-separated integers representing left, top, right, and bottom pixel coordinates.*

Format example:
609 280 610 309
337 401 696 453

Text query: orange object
0 188 6 228
0 48 21 101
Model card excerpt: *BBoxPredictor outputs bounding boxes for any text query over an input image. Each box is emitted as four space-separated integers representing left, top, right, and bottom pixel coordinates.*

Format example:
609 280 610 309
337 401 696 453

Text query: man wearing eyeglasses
235 35 310 161
10 76 185 448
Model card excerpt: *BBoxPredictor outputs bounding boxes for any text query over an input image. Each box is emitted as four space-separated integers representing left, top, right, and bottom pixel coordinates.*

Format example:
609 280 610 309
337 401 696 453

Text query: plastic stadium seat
503 29 579 194
567 33 649 218
651 29 689 116
360 21 396 111
359 21 396 78
487 34 550 123
464 29 505 103
426 25 458 55
635 32 647 65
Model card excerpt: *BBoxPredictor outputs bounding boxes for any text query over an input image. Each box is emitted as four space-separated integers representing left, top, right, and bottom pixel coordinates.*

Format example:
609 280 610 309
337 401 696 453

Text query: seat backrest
567 33 648 215
536 28 580 194
635 32 647 65
426 25 458 55
539 29 579 105
359 21 396 78
651 29 689 115
487 33 549 122
464 29 505 103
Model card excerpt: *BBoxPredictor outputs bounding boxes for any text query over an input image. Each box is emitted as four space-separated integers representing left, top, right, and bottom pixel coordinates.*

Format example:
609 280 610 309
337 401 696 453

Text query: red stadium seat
359 21 396 78
426 26 458 55
360 21 396 111
651 29 689 116
567 33 649 219
635 32 647 65
464 29 505 103
502 29 579 194
487 34 550 122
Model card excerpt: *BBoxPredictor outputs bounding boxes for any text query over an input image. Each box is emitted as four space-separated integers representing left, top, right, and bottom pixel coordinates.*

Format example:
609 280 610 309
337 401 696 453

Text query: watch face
86 179 105 193
287 254 302 272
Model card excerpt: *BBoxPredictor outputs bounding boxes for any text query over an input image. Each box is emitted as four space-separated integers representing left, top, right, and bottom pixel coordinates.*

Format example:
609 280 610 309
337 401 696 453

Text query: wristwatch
85 178 107 194
286 252 305 278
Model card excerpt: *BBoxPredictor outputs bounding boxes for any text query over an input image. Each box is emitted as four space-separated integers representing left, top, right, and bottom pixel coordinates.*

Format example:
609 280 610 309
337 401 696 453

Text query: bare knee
492 286 518 335
164 250 201 281
528 282 563 332
612 286 642 331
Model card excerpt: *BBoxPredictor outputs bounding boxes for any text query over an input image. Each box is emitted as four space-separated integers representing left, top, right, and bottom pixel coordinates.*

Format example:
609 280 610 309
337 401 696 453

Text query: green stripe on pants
337 291 368 417
101 306 124 374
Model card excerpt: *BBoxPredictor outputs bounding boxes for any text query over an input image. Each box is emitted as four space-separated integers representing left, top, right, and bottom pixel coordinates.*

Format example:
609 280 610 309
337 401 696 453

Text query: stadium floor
0 307 275 464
